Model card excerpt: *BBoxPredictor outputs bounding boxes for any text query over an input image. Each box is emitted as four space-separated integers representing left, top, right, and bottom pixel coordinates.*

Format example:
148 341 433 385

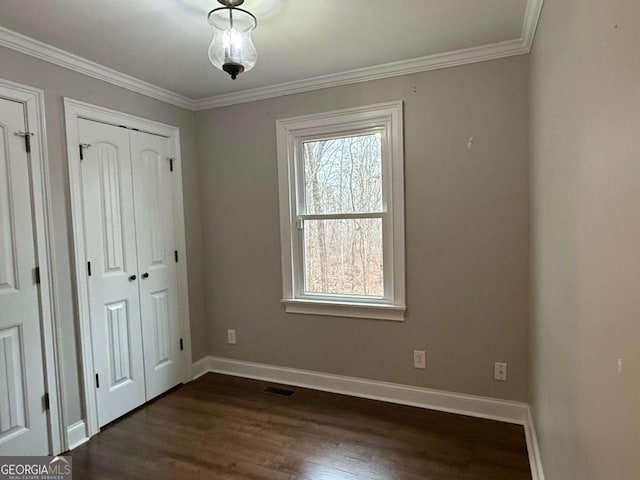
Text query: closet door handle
128 274 137 281
142 272 149 279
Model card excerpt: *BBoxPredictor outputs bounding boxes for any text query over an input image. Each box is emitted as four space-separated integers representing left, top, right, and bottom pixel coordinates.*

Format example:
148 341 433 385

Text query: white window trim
276 101 406 321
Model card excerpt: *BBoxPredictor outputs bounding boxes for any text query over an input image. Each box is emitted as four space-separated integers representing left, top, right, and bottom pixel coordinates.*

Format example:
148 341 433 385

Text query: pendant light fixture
207 0 257 80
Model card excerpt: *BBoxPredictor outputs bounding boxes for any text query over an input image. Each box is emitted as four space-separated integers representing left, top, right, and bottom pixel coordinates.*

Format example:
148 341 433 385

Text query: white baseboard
192 356 528 424
193 356 545 478
66 420 89 451
192 356 211 380
524 407 545 480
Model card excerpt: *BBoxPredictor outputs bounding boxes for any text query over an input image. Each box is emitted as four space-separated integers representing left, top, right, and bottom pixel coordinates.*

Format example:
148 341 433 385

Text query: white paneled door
79 119 146 427
0 97 49 455
79 120 183 427
131 131 182 400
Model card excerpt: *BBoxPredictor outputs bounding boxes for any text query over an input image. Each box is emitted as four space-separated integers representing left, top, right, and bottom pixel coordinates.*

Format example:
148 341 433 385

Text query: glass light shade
208 8 257 79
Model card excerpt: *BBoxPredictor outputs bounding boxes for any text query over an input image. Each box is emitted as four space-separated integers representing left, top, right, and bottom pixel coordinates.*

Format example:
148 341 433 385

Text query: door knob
128 274 137 281
142 272 149 279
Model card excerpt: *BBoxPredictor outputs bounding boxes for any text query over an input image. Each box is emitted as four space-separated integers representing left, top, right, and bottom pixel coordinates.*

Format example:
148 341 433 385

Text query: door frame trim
63 98 193 438
0 78 65 454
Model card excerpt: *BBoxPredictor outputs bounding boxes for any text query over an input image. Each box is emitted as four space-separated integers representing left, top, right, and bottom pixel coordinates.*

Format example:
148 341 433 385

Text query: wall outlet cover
494 362 508 381
413 350 426 369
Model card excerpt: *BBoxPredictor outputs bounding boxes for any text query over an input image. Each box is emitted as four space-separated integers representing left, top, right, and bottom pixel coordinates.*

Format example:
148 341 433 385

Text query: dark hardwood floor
71 373 532 479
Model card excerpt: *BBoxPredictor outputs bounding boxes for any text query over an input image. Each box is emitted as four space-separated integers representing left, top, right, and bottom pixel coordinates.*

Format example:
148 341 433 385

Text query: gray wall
0 46 206 425
0 35 531 430
197 56 530 401
530 0 640 478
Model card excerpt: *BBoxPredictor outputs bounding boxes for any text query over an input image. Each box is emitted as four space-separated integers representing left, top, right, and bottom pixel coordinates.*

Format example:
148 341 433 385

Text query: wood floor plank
71 373 532 479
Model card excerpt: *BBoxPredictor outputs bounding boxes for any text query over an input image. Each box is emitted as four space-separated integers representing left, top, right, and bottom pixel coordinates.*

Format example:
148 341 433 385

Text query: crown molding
194 0 543 110
194 0 544 110
193 38 528 110
522 0 544 51
0 0 543 111
0 26 196 110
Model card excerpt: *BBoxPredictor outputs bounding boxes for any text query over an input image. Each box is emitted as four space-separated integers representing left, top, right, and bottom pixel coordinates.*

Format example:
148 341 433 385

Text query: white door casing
78 119 147 427
131 131 183 399
65 98 192 439
0 79 63 454
0 97 49 455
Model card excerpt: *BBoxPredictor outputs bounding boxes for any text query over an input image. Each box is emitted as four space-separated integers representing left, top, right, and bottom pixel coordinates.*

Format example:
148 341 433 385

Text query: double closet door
79 119 183 427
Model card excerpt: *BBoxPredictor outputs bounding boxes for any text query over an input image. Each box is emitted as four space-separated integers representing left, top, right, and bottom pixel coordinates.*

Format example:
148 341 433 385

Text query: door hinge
296 218 304 230
180 338 184 351
95 373 100 389
174 250 178 263
43 392 50 411
15 131 34 153
79 143 92 160
87 261 92 276
34 266 41 284
168 157 174 172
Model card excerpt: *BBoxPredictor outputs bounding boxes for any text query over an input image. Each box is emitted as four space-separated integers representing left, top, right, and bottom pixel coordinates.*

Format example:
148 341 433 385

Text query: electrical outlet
413 350 426 369
227 329 236 345
494 362 508 381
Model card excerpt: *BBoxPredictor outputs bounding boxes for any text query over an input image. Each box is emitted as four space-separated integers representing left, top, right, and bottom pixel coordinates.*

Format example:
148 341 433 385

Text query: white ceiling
0 0 532 102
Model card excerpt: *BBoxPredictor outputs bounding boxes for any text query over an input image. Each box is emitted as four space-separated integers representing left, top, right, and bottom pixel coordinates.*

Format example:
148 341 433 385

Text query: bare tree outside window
302 133 384 297
278 102 405 319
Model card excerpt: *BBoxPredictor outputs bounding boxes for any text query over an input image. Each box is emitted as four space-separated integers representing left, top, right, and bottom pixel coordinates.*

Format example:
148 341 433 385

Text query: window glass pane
303 133 383 214
304 218 383 297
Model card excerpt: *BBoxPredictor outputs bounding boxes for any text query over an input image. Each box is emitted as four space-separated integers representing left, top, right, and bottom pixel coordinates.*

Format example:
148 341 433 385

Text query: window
276 102 405 321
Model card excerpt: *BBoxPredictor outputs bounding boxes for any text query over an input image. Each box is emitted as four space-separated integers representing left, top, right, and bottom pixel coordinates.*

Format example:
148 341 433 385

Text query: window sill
281 298 406 322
